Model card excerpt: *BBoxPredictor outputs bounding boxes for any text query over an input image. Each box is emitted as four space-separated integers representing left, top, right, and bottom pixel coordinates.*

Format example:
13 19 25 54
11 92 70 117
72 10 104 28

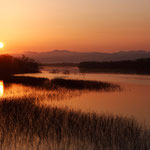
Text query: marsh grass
3 84 82 102
0 99 149 150
2 75 120 105
3 76 121 91
3 76 49 88
49 78 121 91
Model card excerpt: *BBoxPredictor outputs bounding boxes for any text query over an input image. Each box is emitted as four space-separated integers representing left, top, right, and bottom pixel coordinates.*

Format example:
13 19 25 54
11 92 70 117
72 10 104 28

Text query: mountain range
11 50 150 64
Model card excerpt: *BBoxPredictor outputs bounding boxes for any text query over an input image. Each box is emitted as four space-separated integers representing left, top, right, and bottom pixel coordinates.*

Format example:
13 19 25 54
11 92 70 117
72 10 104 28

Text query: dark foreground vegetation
79 58 150 74
0 54 40 75
0 99 149 150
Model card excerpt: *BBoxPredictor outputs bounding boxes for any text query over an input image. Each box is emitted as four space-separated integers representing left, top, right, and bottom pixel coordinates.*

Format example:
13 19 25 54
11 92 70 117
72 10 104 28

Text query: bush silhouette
0 55 40 75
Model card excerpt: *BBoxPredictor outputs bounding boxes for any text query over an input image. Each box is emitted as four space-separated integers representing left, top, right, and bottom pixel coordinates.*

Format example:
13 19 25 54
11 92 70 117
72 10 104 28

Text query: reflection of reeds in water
2 84 82 102
0 99 149 150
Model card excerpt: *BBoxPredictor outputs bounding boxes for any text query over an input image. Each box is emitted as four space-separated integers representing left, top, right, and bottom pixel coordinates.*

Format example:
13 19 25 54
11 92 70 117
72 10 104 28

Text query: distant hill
11 50 150 64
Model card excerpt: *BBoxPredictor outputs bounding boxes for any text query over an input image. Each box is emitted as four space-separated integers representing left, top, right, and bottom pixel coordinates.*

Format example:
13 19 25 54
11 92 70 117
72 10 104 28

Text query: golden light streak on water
0 81 4 97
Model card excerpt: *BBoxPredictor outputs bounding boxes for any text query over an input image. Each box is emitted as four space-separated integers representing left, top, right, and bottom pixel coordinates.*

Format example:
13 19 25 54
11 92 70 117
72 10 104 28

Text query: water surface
3 67 150 125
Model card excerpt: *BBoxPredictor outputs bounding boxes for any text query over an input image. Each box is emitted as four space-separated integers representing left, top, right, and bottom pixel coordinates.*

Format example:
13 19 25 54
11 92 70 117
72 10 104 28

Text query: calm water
1 66 150 125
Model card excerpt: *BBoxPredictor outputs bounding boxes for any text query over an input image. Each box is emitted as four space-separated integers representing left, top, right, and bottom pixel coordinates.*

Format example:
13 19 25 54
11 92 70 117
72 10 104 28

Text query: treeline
42 63 78 67
78 58 150 74
0 55 40 75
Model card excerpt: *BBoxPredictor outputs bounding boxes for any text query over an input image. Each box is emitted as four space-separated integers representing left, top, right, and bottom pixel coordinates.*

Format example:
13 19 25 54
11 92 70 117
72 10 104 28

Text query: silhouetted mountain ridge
11 50 150 63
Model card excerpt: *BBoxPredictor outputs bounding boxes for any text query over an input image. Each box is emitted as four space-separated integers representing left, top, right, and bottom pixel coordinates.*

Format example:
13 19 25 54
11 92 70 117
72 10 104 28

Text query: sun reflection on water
0 81 4 96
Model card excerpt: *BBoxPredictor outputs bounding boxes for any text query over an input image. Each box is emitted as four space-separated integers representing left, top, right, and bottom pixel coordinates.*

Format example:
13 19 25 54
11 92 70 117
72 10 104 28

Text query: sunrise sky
0 0 150 53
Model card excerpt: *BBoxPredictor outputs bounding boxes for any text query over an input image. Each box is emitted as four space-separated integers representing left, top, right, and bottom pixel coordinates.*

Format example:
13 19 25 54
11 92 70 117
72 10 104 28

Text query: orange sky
0 0 150 53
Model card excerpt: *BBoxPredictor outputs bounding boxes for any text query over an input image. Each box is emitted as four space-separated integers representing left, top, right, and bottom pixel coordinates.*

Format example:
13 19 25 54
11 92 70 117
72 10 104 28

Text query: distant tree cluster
78 58 150 74
43 62 78 67
0 55 40 75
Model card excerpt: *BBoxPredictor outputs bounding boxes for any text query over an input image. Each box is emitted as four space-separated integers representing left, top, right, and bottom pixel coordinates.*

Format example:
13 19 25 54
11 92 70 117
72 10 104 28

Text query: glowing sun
0 42 4 49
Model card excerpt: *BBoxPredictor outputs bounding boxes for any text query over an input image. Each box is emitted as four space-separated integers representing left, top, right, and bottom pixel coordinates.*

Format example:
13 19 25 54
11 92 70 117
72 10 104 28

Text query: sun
0 42 4 49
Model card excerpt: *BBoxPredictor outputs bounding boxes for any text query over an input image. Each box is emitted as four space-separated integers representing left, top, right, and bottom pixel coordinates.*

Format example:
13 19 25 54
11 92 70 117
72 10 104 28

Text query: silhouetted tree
0 54 40 76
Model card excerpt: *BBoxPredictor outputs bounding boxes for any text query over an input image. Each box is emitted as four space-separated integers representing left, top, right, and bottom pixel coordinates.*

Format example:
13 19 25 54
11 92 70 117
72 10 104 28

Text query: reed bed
0 99 149 150
49 78 121 91
3 84 82 102
4 76 121 91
